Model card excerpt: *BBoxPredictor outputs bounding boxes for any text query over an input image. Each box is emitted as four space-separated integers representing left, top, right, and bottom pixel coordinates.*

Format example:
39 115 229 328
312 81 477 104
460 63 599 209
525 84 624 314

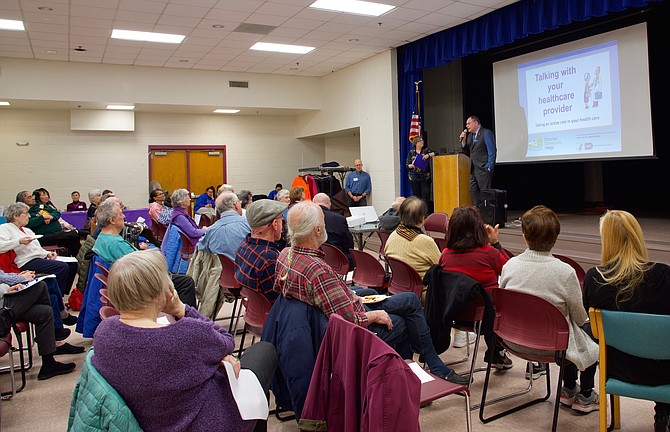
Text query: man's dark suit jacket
318 205 355 270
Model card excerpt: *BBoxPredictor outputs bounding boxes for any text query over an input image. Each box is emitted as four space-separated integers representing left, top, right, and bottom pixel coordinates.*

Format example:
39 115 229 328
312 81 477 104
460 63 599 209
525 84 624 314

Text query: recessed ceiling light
45 49 57 54
213 109 240 114
250 42 314 55
73 45 87 51
309 0 395 17
111 29 185 44
0 101 10 106
38 6 53 11
106 104 135 110
0 19 25 31
348 38 360 42
212 24 224 29
178 59 189 63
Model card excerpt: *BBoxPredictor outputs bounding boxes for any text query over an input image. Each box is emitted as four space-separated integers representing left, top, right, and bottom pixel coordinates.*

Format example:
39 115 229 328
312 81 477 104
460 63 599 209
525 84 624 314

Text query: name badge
353 177 359 182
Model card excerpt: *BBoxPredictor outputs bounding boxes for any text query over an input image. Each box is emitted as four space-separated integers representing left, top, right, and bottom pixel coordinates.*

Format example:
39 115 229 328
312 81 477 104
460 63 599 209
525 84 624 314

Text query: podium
433 154 472 215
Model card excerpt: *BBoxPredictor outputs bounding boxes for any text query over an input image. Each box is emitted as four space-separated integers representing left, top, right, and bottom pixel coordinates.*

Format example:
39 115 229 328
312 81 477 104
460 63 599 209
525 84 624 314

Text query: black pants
2 281 55 356
240 341 278 432
21 258 77 296
40 230 82 257
346 195 367 207
170 274 197 307
469 169 493 207
410 178 431 202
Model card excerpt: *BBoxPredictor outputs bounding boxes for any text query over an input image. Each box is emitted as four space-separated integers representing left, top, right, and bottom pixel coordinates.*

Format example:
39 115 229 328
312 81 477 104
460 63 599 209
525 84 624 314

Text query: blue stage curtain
396 0 659 200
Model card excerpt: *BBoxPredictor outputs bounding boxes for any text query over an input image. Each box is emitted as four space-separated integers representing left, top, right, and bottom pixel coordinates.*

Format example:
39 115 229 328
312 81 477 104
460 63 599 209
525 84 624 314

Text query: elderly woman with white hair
169 189 206 246
0 202 77 297
92 249 277 432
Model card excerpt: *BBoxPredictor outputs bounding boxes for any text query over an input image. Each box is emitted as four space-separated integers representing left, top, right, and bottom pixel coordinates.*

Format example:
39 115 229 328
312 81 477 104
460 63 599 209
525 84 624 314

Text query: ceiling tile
163 3 210 19
183 36 222 46
70 5 116 19
401 0 455 13
157 14 201 28
384 7 430 21
118 0 166 14
204 8 250 21
26 30 67 41
70 25 110 37
282 17 323 30
114 10 160 24
268 26 309 38
244 13 289 26
24 22 68 33
213 0 262 13
0 51 33 58
255 2 302 17
292 8 336 21
20 0 69 15
23 11 68 25
0 8 22 19
316 21 358 33
70 0 118 8
438 2 485 18
0 1 20 11
417 12 465 26
267 0 313 6
70 16 113 29
170 0 217 7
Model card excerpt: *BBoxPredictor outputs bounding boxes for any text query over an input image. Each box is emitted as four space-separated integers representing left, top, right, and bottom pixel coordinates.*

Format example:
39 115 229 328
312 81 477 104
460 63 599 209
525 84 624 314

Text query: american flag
408 83 421 143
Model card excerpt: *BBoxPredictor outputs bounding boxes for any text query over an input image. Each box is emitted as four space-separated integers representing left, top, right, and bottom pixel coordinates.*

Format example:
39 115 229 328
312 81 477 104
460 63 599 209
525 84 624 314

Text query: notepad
412 154 429 172
223 361 269 420
407 361 435 383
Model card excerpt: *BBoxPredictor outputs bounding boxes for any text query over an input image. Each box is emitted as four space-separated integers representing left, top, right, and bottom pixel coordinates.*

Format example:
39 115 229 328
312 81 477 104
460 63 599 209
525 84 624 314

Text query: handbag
0 306 16 338
67 288 84 311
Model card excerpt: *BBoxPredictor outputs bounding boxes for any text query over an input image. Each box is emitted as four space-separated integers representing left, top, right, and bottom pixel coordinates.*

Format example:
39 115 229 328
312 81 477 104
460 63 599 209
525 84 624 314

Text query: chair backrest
178 230 195 258
198 214 213 229
94 273 108 288
553 254 585 290
492 289 569 353
217 254 240 292
99 288 112 308
319 243 349 277
424 212 448 239
433 237 447 252
387 257 424 299
99 305 120 320
350 249 386 288
377 231 390 258
240 287 272 336
453 291 486 323
150 219 167 242
95 261 110 278
593 308 670 360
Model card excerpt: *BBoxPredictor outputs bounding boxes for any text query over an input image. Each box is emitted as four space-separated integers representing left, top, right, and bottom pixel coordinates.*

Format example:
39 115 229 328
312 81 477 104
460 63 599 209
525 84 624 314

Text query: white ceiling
0 0 518 77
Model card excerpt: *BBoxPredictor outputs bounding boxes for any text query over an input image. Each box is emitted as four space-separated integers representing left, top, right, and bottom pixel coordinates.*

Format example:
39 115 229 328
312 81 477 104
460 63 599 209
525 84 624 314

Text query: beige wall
324 134 360 166
0 110 323 209
1 50 400 213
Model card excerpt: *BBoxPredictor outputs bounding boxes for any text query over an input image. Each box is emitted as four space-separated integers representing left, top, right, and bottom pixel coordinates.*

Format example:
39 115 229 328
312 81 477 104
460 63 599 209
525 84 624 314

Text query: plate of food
361 294 389 304
31 234 43 239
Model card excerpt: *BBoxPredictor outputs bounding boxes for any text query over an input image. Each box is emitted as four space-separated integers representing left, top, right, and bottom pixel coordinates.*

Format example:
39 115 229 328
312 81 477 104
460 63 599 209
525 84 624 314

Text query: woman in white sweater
499 205 599 414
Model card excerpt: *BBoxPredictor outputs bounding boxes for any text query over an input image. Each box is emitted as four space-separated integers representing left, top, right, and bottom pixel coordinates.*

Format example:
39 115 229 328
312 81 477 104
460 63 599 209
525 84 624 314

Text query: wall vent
229 81 249 88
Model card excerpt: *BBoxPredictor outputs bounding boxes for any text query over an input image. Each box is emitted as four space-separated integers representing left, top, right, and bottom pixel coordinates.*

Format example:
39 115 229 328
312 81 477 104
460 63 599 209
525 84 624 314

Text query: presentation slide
493 23 653 163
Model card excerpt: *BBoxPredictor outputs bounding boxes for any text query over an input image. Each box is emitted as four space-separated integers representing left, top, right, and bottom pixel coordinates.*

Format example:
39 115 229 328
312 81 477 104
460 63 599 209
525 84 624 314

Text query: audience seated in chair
66 190 88 212
194 186 216 218
500 205 599 414
148 189 173 227
0 271 80 381
0 203 78 297
170 189 206 247
384 196 440 297
235 199 287 305
312 193 355 271
198 192 250 260
274 201 470 386
583 209 670 431
439 206 512 366
378 197 405 231
92 249 278 432
93 200 196 308
16 189 81 256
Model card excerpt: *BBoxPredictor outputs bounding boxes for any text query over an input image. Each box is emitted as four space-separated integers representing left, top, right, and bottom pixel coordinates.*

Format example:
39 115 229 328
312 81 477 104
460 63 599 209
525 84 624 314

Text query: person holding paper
406 136 436 203
93 249 277 432
0 202 77 296
459 116 497 206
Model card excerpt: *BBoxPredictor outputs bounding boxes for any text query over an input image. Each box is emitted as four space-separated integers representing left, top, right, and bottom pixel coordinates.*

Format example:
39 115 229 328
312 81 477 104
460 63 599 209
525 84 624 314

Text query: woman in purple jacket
169 189 206 246
92 250 277 432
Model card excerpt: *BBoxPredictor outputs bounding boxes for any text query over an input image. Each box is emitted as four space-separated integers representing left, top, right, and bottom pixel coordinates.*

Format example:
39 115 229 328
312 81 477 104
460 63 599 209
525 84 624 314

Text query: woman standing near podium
406 136 437 203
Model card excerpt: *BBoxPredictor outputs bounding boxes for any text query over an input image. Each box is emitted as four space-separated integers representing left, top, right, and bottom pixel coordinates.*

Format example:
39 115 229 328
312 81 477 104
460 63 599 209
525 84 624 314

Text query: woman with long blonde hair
584 210 670 432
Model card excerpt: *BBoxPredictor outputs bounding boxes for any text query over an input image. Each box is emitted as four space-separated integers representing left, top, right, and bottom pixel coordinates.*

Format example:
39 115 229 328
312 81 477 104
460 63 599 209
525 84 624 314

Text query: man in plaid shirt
235 199 287 304
273 201 469 385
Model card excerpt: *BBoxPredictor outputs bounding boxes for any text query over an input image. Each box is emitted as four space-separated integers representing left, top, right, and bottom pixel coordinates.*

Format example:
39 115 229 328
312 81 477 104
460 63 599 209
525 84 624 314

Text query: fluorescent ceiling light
213 109 240 114
250 42 315 55
106 104 135 110
111 29 185 44
309 0 395 16
0 19 25 31
0 101 10 106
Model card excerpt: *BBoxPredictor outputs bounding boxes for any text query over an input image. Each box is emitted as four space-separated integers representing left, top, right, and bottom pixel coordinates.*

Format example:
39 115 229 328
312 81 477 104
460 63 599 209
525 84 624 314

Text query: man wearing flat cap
234 199 287 304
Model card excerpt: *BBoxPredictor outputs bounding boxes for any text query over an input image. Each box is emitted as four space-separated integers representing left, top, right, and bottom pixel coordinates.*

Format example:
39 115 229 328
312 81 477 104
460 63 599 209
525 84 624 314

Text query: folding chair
198 213 213 229
589 308 670 432
99 305 121 320
480 289 569 432
217 254 244 333
387 257 424 299
150 219 167 244
424 212 449 239
350 249 386 290
236 287 272 355
0 334 18 399
319 243 349 280
554 254 586 290
177 230 195 272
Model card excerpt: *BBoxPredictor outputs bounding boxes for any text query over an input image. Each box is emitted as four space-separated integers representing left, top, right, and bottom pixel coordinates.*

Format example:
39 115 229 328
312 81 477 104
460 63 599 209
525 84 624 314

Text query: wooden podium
433 154 472 215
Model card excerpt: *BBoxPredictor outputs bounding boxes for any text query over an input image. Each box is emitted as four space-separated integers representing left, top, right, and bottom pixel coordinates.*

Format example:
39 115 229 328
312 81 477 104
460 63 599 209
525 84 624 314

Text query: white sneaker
452 330 476 348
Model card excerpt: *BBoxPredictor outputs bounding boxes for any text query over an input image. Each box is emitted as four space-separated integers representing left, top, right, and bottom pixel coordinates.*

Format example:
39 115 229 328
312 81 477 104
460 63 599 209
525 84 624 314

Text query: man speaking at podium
460 116 497 206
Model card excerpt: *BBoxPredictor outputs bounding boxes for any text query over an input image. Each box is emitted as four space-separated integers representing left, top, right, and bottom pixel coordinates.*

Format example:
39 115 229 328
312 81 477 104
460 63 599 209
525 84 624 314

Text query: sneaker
452 330 477 348
445 370 471 386
37 361 76 380
54 327 71 341
560 384 580 406
55 342 86 355
62 314 78 326
490 351 513 370
525 362 547 380
572 391 600 413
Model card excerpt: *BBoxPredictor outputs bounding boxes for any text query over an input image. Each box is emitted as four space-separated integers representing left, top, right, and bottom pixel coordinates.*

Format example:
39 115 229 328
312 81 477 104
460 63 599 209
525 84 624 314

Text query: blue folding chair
589 308 670 432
